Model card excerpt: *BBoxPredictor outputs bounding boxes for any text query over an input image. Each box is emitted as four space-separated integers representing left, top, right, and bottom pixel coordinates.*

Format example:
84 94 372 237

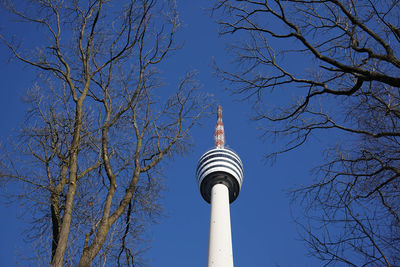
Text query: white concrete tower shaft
208 183 234 267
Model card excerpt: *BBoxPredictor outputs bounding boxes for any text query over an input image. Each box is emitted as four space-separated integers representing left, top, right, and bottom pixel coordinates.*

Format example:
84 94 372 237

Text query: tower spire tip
215 105 225 148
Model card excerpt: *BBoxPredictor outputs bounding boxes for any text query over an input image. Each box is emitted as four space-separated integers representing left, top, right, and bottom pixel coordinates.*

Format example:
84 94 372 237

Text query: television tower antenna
196 105 244 267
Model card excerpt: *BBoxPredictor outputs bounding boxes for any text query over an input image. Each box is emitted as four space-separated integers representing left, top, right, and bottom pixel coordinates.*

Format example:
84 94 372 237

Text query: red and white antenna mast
214 105 225 148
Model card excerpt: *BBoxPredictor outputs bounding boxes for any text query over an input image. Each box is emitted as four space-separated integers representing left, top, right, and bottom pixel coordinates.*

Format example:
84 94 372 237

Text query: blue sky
0 1 324 266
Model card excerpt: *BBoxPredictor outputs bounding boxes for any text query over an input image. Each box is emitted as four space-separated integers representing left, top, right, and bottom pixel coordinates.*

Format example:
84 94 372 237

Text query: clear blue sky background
0 1 324 266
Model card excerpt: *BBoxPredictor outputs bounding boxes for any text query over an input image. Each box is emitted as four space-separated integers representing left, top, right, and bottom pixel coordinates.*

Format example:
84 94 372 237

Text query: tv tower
196 105 244 267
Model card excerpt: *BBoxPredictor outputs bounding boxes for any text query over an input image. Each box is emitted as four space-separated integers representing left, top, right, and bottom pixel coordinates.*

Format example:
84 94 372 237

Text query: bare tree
0 0 211 266
212 0 400 266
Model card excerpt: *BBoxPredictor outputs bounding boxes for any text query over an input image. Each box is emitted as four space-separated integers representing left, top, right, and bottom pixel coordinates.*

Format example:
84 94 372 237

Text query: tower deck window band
197 159 243 184
196 151 243 179
196 151 243 175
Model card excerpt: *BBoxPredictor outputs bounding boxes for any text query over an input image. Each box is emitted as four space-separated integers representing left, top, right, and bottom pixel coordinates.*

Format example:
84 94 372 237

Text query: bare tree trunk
51 101 84 267
50 193 61 260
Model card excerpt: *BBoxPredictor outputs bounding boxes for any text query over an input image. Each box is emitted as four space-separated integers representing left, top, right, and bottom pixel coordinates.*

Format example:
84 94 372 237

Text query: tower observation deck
196 105 244 267
196 147 244 203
